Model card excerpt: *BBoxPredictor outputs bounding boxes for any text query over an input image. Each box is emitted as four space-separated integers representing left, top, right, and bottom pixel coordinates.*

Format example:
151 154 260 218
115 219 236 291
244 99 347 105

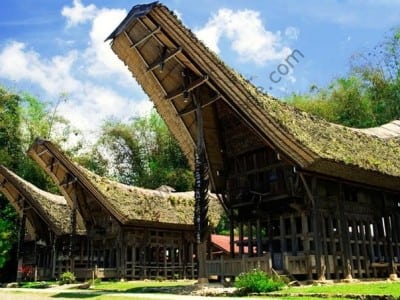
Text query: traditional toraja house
106 2 400 280
28 138 222 280
0 164 86 281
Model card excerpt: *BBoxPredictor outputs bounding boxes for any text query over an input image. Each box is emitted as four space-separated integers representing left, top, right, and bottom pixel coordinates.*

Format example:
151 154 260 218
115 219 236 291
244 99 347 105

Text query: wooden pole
338 184 352 279
256 218 262 257
230 214 235 258
191 75 209 284
69 189 77 274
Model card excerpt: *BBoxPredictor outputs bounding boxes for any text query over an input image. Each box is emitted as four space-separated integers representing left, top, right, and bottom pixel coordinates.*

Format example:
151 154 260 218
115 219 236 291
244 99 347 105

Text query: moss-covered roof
28 138 223 228
246 86 400 177
79 165 222 226
0 164 84 235
108 3 400 191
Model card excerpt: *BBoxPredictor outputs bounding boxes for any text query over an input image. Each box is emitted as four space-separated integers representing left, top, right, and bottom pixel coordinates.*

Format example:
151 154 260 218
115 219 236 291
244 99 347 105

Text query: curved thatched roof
107 3 400 191
0 164 85 236
79 166 222 226
28 138 223 229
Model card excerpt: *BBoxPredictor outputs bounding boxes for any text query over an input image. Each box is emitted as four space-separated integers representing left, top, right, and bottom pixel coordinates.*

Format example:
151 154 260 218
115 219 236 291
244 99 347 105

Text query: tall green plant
0 87 80 268
94 110 193 191
287 28 400 128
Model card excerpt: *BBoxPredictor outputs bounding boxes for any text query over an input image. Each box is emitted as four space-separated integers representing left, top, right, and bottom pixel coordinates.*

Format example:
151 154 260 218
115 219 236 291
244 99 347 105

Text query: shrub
59 271 76 285
234 268 284 295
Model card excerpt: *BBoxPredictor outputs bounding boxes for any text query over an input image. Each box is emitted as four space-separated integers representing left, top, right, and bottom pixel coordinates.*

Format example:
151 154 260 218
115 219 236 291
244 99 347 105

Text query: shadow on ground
52 292 101 298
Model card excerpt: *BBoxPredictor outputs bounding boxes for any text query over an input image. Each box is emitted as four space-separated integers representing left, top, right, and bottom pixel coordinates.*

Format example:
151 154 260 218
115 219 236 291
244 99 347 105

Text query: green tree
0 86 80 268
287 27 400 128
0 87 23 268
95 110 193 191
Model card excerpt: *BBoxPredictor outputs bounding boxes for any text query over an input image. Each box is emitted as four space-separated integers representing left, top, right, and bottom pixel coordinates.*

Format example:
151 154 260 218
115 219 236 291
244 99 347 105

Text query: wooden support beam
256 218 262 257
37 148 49 157
393 214 400 262
46 158 59 171
239 222 244 257
132 41 170 98
280 216 287 253
308 177 323 280
321 215 331 279
229 214 235 258
328 216 339 279
290 215 298 255
165 75 208 101
383 193 396 275
352 220 362 278
338 183 353 279
248 221 253 257
147 47 182 72
138 19 166 48
360 221 369 278
127 26 161 49
60 176 77 187
367 222 377 277
177 94 221 117
299 173 314 207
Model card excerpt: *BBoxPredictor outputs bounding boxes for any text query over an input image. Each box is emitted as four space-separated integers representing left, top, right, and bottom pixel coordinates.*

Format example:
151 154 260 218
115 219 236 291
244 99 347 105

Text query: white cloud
59 85 142 133
285 27 300 40
0 3 148 143
61 0 97 27
84 7 133 86
0 41 80 95
194 8 292 65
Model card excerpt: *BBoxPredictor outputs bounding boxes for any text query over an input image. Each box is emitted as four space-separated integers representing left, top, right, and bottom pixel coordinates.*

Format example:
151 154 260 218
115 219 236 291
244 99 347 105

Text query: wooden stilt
321 215 330 279
352 220 362 278
290 215 298 255
360 221 369 278
338 184 352 279
230 215 235 258
256 218 262 257
239 222 244 257
248 222 253 257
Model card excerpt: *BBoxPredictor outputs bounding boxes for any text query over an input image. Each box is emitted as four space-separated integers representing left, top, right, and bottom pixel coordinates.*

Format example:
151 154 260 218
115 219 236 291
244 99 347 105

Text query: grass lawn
274 280 400 298
4 279 400 299
90 279 196 293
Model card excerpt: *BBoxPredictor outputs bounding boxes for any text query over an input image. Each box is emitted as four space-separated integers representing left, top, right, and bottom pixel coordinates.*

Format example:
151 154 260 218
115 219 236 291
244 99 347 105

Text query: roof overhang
107 3 400 193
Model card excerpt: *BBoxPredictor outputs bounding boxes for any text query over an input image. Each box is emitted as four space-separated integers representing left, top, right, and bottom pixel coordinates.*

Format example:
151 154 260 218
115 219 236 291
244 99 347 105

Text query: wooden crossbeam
59 176 77 187
125 29 169 96
37 148 49 157
147 47 182 72
165 75 208 101
46 159 59 171
138 19 166 48
130 26 161 48
177 94 221 117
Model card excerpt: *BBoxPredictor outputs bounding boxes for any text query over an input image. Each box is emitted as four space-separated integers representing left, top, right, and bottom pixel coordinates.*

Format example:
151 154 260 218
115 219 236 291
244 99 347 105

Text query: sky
0 0 399 142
